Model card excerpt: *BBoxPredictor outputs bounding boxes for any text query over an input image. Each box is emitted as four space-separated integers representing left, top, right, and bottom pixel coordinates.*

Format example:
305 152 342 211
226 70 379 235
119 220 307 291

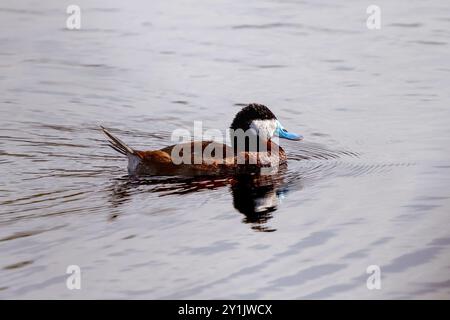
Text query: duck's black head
230 104 303 151
230 103 277 133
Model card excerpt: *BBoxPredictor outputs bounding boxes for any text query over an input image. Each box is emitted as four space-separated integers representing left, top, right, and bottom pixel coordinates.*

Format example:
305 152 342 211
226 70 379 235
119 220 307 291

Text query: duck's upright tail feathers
100 126 136 156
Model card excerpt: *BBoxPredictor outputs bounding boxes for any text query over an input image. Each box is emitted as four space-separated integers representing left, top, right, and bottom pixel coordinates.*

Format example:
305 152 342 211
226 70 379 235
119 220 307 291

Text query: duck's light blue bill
275 120 303 141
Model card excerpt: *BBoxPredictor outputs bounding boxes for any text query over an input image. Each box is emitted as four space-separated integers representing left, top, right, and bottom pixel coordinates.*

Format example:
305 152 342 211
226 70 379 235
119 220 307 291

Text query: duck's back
133 141 233 176
134 140 286 176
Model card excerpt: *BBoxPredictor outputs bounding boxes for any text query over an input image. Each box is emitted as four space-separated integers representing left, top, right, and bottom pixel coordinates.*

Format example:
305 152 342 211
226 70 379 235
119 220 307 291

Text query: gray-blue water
1 0 450 299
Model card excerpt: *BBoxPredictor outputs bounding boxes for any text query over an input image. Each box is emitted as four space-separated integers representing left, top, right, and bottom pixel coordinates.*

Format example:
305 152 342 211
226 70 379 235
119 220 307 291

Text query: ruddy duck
101 103 302 176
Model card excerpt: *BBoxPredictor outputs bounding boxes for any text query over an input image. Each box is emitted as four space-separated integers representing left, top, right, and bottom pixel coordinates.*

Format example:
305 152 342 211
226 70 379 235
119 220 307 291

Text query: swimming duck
101 103 302 176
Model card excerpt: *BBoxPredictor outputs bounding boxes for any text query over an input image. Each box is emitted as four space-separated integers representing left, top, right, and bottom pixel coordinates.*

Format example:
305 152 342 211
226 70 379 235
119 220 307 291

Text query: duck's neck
232 137 283 155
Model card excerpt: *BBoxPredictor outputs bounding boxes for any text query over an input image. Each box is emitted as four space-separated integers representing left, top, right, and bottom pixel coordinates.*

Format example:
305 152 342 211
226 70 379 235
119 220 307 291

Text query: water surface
1 0 450 299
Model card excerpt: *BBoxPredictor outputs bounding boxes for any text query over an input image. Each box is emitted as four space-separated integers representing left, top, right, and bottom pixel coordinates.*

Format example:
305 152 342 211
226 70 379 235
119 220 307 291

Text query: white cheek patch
250 119 277 140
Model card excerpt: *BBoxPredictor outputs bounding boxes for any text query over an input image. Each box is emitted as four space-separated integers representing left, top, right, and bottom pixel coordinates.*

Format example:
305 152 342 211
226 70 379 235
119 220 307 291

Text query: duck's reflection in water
107 166 300 232
230 171 290 232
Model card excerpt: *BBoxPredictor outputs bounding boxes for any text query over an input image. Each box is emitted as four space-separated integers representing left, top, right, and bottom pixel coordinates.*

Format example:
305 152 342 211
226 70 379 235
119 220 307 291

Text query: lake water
1 0 450 299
